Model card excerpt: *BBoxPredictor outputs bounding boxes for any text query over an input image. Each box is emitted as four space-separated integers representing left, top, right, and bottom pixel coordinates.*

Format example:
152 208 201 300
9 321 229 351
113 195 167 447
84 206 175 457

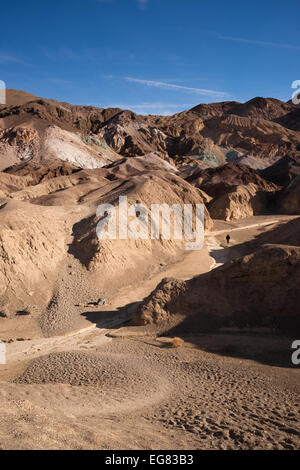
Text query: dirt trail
210 218 279 236
207 218 279 269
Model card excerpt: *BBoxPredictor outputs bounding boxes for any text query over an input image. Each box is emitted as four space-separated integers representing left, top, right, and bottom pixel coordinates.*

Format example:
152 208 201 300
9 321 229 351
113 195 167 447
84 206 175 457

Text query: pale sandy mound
16 351 159 390
102 154 176 180
0 172 30 196
208 183 274 221
0 200 67 312
234 153 282 170
70 172 213 283
135 152 177 172
132 245 300 333
9 169 110 205
42 126 119 169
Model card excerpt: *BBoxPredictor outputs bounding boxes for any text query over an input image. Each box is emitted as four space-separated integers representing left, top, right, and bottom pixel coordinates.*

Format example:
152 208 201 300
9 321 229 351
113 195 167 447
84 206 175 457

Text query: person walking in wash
226 234 230 244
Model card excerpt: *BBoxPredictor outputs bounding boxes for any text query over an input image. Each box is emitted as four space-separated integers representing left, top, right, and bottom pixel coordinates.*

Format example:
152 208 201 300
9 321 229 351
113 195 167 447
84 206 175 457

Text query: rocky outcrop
0 126 39 169
132 278 187 326
133 244 300 333
186 162 278 198
0 127 37 146
208 183 275 221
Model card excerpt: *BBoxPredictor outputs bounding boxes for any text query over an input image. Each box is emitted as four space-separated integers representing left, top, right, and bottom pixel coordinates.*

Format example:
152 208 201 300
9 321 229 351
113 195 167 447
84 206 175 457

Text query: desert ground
0 215 299 450
0 90 299 450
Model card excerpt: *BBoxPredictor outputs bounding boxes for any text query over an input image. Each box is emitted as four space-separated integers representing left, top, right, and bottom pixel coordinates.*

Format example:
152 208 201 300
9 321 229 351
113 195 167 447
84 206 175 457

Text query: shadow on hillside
68 215 98 267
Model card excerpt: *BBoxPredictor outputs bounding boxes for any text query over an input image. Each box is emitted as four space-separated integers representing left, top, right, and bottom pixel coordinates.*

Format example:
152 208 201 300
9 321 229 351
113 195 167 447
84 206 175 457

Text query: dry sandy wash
0 215 299 450
0 91 299 450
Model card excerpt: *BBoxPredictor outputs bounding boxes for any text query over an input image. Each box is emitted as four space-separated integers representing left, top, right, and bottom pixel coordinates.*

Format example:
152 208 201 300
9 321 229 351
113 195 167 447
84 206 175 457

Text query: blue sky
0 0 299 114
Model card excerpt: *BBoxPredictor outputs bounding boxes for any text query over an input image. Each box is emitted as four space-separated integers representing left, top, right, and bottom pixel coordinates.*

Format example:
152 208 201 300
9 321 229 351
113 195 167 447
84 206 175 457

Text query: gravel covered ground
0 332 298 450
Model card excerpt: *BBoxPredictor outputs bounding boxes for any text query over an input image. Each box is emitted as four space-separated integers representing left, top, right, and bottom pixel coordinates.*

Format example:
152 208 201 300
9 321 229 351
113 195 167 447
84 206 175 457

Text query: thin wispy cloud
0 52 23 64
215 33 300 51
109 102 191 115
75 101 190 115
125 77 229 98
119 103 193 110
113 102 192 110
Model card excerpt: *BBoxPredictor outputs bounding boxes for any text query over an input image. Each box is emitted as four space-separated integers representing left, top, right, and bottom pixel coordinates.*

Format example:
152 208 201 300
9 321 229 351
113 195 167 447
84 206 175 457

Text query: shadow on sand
80 301 141 329
161 313 298 369
209 238 255 267
82 298 298 369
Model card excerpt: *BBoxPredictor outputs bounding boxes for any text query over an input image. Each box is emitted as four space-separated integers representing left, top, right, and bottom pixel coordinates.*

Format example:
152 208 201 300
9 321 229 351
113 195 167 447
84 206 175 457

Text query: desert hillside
0 90 299 450
1 90 300 171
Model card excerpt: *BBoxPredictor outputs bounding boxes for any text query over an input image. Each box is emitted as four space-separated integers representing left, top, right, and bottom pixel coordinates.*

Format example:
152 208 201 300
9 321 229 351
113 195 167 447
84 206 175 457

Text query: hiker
226 234 230 244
